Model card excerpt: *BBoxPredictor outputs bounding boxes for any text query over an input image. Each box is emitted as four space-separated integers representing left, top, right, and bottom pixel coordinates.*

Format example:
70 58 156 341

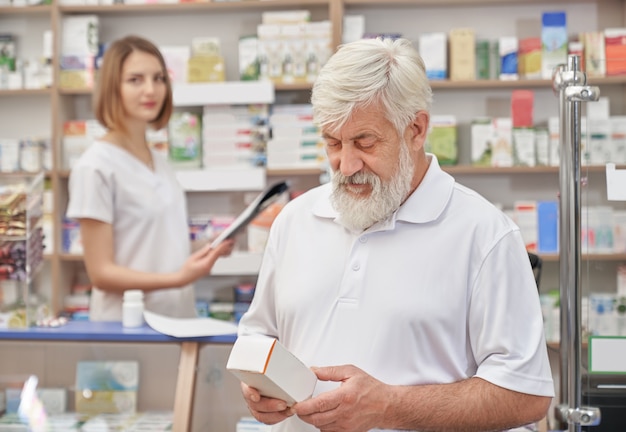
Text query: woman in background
67 35 234 321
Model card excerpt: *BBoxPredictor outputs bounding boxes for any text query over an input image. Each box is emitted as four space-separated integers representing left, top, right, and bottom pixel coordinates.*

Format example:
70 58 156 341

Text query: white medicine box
227 335 317 406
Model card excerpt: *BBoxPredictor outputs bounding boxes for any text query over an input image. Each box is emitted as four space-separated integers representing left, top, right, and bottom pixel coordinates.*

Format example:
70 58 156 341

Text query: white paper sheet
606 163 626 201
144 310 238 338
589 336 626 373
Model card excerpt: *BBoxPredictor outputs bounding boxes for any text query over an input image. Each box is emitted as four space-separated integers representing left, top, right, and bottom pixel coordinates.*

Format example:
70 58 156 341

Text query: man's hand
292 364 391 432
240 382 295 425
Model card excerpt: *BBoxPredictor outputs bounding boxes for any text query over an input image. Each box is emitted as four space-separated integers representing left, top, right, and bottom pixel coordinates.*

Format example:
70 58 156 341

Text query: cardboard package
449 28 475 81
226 335 317 406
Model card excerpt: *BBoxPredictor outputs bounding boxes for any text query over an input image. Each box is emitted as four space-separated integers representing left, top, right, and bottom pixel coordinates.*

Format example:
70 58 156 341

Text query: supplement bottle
123 290 144 328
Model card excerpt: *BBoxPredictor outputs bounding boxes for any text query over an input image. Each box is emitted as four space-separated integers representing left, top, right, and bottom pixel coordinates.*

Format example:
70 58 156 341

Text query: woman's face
119 50 167 125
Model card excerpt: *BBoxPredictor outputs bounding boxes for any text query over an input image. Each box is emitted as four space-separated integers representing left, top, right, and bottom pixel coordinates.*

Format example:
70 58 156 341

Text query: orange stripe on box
263 340 277 374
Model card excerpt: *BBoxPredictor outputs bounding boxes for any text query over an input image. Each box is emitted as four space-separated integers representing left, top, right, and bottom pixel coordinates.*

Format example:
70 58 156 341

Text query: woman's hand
178 238 236 285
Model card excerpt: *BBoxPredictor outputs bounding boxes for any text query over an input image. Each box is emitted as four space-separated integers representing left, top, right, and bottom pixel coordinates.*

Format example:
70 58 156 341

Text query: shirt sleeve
470 230 555 397
66 161 114 224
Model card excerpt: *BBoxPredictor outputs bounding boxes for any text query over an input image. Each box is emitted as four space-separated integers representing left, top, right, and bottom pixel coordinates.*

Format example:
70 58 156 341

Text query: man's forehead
322 115 389 139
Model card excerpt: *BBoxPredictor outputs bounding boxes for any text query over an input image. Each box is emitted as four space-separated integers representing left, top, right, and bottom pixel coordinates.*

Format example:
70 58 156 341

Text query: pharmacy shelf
57 81 276 105
58 168 322 179
59 251 264 276
221 164 625 177
0 88 52 96
211 251 264 276
539 253 626 262
175 167 266 192
0 170 52 178
547 342 583 351
430 76 626 90
58 0 330 14
58 82 305 96
57 251 626 266
267 167 324 176
443 165 626 175
0 5 51 14
344 0 595 6
56 165 625 179
55 76 626 97
59 254 84 262
58 167 267 191
173 81 275 107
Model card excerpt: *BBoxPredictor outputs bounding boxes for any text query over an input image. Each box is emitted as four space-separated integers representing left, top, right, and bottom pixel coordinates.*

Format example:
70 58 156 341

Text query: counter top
0 321 237 343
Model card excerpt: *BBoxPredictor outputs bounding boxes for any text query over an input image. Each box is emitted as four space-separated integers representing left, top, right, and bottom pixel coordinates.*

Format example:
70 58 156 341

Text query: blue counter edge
0 321 237 344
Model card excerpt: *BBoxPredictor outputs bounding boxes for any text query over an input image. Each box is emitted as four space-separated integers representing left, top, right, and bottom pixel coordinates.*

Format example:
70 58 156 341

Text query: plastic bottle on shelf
123 290 144 328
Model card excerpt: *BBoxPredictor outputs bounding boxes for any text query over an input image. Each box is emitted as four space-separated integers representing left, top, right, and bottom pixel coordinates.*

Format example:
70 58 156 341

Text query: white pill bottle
123 290 144 328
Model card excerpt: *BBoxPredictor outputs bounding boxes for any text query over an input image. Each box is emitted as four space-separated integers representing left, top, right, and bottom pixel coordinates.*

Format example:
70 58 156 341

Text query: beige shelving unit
1 0 626 315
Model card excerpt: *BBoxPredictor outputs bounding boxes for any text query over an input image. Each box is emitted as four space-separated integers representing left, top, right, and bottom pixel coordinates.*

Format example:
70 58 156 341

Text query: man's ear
408 111 430 149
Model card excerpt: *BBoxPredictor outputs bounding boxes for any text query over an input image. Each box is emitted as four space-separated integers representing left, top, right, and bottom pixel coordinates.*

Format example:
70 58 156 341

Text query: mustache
334 171 376 185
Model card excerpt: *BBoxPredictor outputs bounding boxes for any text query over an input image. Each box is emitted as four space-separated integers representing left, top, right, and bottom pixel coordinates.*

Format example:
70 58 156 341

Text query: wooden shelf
59 0 330 14
430 76 626 90
54 76 626 96
56 251 626 264
0 171 52 178
0 5 51 14
547 341 589 351
59 81 280 97
0 88 52 96
547 342 560 350
275 82 314 91
173 81 274 107
59 252 264 275
267 167 323 176
539 253 626 262
442 165 625 175
59 254 85 262
443 166 556 174
58 88 93 96
54 165 625 179
345 0 597 7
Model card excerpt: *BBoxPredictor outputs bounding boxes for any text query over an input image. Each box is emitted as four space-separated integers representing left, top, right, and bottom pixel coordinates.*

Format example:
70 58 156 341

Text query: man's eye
357 138 377 148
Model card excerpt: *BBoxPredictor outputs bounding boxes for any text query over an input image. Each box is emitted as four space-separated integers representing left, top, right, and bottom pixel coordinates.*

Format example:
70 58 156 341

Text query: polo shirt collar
396 154 455 224
312 154 455 226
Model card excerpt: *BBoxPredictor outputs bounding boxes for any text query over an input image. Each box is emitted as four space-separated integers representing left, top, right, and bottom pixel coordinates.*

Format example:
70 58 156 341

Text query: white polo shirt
239 155 554 431
67 141 196 321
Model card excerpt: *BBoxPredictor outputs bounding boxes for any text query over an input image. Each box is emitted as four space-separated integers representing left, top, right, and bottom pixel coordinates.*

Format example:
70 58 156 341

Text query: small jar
123 290 144 328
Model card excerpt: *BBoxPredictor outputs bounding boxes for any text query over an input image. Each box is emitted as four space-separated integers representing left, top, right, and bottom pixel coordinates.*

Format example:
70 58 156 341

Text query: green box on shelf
427 115 458 165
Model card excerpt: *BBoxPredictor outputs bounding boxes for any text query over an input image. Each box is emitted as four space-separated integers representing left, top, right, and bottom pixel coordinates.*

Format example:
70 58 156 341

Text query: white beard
330 140 415 231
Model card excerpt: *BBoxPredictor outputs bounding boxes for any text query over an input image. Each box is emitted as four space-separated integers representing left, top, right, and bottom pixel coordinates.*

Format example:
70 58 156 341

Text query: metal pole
566 54 583 432
556 63 570 426
554 54 601 431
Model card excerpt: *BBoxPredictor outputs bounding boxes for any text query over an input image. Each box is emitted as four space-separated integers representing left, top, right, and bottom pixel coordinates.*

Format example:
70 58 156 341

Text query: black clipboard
210 181 289 248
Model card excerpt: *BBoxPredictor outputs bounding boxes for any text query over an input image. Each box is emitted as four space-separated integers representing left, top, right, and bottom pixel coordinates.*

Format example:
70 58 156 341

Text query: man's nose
339 145 364 177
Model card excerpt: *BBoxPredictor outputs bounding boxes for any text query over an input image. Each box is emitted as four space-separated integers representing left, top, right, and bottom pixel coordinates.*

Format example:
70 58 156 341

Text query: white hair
311 37 433 136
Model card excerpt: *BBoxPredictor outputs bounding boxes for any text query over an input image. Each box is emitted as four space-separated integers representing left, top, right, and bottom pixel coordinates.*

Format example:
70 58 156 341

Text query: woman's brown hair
93 35 173 133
